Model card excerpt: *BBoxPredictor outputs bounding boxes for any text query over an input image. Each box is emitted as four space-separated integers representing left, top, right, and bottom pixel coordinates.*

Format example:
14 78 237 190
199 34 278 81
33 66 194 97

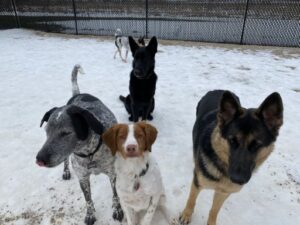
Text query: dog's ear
256 92 283 134
40 107 58 127
136 122 157 152
67 105 104 140
146 36 158 56
102 124 124 155
129 36 139 56
218 91 243 125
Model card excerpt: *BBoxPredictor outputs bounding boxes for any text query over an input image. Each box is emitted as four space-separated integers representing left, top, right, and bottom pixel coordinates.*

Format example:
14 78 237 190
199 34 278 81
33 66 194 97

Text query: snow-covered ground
0 29 299 225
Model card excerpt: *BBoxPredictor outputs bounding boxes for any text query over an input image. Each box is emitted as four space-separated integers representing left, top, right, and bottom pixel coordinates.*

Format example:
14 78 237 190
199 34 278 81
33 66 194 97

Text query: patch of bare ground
33 29 300 59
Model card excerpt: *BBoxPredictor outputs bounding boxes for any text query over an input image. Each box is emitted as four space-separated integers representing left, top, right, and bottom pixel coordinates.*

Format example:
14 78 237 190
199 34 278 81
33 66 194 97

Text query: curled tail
71 64 85 96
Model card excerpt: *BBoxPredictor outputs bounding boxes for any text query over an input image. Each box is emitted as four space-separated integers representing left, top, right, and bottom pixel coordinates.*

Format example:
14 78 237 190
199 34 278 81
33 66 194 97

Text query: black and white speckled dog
36 65 123 225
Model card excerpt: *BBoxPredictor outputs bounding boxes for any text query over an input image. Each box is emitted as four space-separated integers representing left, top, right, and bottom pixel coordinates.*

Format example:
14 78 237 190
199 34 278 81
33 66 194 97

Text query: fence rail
0 0 299 47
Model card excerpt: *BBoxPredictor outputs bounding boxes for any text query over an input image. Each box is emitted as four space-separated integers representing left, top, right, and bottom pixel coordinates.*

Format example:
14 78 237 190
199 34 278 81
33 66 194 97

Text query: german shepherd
179 90 283 225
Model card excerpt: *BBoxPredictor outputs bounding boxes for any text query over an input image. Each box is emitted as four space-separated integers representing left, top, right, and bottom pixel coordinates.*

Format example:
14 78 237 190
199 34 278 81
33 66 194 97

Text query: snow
0 29 299 225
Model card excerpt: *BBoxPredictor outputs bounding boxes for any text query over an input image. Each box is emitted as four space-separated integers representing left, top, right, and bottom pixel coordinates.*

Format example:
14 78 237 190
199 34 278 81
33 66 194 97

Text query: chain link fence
0 0 299 47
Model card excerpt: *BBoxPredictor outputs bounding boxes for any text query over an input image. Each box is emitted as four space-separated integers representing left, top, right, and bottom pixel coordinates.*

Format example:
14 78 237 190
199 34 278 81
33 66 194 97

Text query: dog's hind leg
79 177 96 225
62 158 71 180
124 49 128 63
114 49 119 59
179 175 202 225
109 175 124 221
207 192 230 225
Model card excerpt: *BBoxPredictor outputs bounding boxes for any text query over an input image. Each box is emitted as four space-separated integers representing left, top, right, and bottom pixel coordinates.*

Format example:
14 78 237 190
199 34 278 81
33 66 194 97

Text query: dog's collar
115 35 122 38
134 71 155 80
133 162 149 191
139 162 149 177
73 138 101 159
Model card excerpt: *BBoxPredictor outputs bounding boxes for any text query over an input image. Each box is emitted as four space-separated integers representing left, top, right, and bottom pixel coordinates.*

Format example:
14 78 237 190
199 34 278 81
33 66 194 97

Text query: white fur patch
123 124 138 150
56 111 62 120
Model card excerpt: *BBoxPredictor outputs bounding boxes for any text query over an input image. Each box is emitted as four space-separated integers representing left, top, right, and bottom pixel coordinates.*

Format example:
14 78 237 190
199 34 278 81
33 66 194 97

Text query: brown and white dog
102 122 170 225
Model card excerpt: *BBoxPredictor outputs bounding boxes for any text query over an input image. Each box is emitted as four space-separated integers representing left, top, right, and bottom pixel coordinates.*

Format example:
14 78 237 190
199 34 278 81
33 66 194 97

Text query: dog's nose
36 159 46 167
126 144 137 153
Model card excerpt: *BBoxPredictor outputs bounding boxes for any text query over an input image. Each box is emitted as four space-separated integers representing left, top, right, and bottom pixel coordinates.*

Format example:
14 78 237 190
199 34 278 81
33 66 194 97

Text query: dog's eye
249 141 263 153
136 134 143 139
119 135 126 140
60 131 71 137
228 136 239 148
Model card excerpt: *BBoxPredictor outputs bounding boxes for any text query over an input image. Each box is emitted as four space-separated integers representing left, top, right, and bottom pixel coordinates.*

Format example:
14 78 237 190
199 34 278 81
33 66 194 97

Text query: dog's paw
84 214 96 225
112 204 124 222
128 116 133 121
62 170 71 180
179 211 192 225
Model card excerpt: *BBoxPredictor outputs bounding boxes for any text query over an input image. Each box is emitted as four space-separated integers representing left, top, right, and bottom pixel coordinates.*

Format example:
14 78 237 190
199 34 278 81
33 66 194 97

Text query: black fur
193 90 283 185
67 105 105 140
120 36 158 122
40 107 58 127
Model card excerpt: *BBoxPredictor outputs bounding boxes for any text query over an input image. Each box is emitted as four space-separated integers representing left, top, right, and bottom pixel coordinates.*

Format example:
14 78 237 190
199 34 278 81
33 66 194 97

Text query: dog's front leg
207 191 230 225
79 177 96 225
141 196 160 225
62 157 71 180
142 101 153 121
109 176 124 221
130 103 139 122
123 204 137 225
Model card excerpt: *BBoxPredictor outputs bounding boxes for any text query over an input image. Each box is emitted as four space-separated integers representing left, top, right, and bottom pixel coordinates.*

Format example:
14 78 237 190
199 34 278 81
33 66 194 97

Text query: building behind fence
0 0 299 47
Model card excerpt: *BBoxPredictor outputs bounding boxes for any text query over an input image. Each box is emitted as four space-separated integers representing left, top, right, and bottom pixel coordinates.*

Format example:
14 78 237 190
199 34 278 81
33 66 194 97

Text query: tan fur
102 122 158 159
135 121 158 152
102 124 128 156
256 144 274 167
181 125 276 225
211 126 230 166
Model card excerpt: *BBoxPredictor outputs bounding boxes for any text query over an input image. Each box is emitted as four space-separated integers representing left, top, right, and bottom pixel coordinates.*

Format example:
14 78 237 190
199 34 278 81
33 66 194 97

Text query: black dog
120 36 158 122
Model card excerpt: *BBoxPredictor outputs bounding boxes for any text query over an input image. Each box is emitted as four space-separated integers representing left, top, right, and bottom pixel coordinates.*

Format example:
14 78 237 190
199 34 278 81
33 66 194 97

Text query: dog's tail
119 95 126 103
71 64 85 96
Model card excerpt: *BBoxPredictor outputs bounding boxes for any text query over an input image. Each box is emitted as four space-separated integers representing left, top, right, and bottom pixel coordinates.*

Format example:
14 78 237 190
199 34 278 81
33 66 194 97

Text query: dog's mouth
125 151 140 158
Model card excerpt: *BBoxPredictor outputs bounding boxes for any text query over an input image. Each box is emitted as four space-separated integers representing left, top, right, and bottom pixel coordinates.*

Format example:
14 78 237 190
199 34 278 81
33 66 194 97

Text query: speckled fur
36 65 123 225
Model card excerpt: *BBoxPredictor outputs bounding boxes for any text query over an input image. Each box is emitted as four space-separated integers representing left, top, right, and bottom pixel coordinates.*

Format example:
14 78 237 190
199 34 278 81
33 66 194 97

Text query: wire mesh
0 0 18 29
0 0 299 47
242 0 300 46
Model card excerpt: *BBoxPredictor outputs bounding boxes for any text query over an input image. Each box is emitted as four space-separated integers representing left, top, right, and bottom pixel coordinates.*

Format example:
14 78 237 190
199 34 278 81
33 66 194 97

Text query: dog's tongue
36 160 45 167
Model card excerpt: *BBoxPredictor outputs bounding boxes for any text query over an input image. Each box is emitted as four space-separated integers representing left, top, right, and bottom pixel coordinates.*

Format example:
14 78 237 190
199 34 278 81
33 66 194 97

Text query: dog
138 35 146 47
114 28 130 63
179 90 283 225
36 65 124 225
114 29 146 63
102 122 171 225
119 36 158 122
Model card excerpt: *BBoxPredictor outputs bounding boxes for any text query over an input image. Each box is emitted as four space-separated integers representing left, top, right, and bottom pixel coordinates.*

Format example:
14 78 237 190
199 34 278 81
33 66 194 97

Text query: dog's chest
117 176 152 211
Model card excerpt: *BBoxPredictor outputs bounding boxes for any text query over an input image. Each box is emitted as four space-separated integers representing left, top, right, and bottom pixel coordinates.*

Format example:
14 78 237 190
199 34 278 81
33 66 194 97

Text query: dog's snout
126 144 137 153
229 167 251 185
36 159 46 167
36 151 50 167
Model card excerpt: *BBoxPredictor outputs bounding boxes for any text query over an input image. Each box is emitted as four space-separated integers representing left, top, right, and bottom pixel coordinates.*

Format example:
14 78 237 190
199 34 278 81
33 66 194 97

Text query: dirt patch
33 29 300 59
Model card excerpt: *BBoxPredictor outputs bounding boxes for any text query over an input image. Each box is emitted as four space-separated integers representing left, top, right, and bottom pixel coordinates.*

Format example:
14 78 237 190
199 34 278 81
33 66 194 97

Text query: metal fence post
11 0 20 28
240 0 250 44
72 0 78 35
145 0 148 39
